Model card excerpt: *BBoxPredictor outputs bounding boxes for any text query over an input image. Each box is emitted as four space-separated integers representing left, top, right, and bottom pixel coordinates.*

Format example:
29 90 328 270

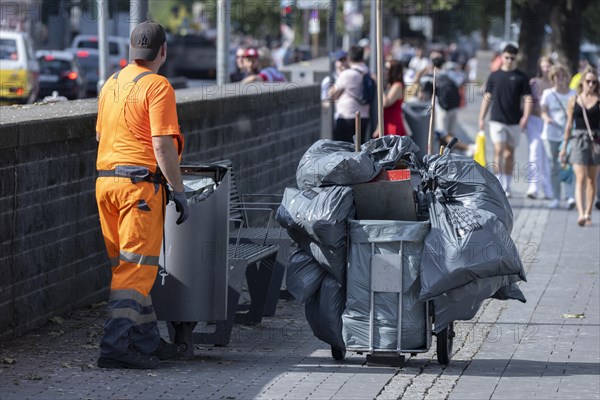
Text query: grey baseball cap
130 21 166 61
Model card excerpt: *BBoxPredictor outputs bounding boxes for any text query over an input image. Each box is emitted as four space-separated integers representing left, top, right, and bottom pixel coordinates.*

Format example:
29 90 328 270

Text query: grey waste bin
403 101 435 160
342 219 431 352
151 164 230 322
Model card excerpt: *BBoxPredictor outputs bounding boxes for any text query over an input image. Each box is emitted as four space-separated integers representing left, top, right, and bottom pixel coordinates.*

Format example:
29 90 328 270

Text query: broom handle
427 68 437 155
355 111 361 152
375 0 384 143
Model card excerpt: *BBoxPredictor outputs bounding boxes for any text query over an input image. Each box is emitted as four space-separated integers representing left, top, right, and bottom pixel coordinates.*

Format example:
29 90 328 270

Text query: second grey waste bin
403 101 434 161
151 164 229 322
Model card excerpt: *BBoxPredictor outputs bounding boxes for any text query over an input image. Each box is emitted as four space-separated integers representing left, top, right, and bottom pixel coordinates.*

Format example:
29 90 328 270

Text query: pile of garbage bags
277 137 418 350
276 137 527 351
418 153 526 333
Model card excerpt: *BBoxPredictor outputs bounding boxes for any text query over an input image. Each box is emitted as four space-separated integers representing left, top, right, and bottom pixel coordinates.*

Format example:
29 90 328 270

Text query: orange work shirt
96 64 183 173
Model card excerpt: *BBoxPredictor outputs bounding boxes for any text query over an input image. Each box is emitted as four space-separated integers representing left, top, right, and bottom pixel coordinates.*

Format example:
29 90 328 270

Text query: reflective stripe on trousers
96 178 165 356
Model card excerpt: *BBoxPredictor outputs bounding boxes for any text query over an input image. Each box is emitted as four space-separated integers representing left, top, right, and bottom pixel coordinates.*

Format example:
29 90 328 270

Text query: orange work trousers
96 177 165 356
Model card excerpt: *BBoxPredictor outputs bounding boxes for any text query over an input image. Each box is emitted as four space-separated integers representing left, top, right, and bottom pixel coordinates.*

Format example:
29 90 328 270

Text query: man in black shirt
478 44 532 197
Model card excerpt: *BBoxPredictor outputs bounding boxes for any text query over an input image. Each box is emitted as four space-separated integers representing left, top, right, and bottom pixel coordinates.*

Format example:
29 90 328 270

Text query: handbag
579 96 600 146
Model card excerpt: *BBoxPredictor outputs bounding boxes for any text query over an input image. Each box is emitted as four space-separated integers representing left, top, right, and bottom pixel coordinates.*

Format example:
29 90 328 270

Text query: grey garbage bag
305 273 346 350
286 249 327 305
432 274 526 333
419 189 526 301
342 220 430 351
424 153 513 233
296 139 381 189
360 135 421 169
275 186 354 248
287 229 346 284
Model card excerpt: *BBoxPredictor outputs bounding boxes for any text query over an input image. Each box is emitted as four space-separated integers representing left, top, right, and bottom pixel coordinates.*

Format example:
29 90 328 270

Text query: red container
385 169 411 181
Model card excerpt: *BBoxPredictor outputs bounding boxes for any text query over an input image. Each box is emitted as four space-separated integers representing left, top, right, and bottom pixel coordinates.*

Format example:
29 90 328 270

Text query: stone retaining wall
0 82 320 336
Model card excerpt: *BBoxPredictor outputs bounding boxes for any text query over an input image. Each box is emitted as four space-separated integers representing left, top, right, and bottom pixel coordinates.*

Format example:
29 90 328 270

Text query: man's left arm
153 136 184 193
520 94 533 130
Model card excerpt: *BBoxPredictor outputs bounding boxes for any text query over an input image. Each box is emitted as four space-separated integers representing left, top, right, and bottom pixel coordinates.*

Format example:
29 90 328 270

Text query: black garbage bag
296 139 380 189
423 153 513 233
305 273 346 350
360 135 421 169
276 186 354 248
286 249 327 305
419 189 526 301
287 229 346 284
432 274 526 334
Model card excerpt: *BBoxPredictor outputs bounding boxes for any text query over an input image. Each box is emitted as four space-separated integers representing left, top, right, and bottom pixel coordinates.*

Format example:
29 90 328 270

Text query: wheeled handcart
340 218 454 367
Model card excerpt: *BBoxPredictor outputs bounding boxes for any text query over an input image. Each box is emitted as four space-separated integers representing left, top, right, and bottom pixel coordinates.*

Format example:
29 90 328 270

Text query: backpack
352 68 376 105
436 74 461 110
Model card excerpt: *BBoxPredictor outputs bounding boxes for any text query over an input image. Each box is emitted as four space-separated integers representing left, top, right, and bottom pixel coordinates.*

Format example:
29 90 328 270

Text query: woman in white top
526 56 554 200
540 64 576 209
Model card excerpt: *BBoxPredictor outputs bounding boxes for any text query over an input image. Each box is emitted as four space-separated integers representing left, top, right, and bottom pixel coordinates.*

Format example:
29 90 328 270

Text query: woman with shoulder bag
559 66 600 226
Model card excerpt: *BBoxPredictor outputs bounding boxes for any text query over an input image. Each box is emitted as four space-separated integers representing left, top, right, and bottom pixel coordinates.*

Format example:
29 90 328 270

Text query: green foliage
151 0 281 38
582 1 600 42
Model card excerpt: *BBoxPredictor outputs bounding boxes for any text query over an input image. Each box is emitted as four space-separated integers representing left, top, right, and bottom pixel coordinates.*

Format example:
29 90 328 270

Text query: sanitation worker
95 21 189 369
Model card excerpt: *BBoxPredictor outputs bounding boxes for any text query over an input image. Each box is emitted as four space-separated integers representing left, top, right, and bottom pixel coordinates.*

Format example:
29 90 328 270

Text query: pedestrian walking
241 47 287 83
230 46 248 82
540 64 576 209
95 21 188 369
559 66 600 226
321 50 349 123
478 44 533 197
328 45 372 143
525 56 554 200
372 60 408 137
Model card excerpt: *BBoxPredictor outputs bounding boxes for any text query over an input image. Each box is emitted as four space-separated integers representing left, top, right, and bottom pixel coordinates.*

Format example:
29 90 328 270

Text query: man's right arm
478 93 492 131
478 76 493 130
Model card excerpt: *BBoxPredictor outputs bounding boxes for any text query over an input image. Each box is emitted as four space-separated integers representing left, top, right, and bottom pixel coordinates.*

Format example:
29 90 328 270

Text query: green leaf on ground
561 313 585 319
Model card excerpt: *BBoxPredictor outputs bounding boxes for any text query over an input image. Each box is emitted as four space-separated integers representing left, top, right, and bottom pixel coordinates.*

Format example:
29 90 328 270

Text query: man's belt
97 165 166 185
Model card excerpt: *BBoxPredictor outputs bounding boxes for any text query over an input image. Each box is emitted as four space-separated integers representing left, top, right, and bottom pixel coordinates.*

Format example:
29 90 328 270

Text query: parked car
0 30 39 104
36 50 86 100
71 48 100 97
167 34 216 79
71 34 129 72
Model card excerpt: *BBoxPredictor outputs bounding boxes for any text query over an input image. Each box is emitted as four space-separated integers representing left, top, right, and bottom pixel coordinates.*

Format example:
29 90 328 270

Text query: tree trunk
516 0 554 78
550 0 593 76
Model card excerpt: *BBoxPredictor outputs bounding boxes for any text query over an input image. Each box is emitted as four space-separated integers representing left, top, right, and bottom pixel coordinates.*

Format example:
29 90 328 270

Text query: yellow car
0 30 39 104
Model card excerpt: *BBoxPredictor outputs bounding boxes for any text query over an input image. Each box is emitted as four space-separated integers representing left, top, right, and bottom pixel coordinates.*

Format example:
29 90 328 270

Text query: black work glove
171 191 189 225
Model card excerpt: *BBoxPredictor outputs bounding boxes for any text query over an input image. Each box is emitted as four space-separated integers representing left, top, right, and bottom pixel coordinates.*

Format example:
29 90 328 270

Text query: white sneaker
567 198 576 210
548 199 560 209
465 144 475 157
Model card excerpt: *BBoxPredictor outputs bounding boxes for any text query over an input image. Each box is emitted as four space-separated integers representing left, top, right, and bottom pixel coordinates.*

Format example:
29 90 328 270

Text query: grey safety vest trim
120 250 160 267
109 289 153 307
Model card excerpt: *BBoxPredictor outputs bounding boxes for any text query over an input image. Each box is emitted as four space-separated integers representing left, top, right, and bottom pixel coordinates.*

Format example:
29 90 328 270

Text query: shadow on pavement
463 358 600 377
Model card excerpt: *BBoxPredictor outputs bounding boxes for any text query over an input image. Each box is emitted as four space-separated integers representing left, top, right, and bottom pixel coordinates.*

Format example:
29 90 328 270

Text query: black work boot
97 347 160 369
149 338 180 360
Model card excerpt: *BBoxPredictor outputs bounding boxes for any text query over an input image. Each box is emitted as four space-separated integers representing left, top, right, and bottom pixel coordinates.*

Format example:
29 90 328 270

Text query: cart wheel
436 322 454 365
331 346 346 361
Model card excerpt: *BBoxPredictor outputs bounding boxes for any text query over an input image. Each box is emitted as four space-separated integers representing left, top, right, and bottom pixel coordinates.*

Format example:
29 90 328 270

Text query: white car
71 34 129 72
